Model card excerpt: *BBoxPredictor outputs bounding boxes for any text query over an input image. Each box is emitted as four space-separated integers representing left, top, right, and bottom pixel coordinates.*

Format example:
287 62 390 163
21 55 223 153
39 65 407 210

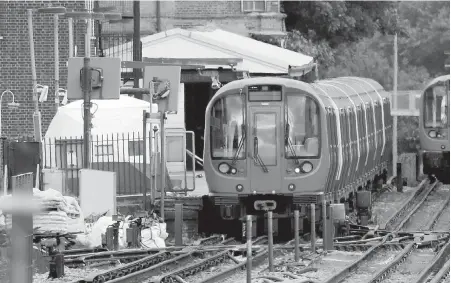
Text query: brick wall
0 0 86 139
100 0 285 36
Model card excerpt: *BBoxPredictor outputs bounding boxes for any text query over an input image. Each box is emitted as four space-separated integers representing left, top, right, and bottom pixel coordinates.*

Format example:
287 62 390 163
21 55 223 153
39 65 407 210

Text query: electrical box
143 66 181 113
68 57 121 100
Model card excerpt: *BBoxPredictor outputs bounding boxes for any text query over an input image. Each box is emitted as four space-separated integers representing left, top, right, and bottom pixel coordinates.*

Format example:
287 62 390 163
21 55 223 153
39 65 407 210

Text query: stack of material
2 189 85 234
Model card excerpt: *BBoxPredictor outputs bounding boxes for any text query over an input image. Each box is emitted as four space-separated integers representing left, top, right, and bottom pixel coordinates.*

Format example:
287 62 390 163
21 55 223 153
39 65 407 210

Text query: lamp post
0 90 20 137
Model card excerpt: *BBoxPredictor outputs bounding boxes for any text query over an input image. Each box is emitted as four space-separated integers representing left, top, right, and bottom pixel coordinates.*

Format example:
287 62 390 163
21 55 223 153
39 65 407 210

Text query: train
199 76 392 238
418 75 450 184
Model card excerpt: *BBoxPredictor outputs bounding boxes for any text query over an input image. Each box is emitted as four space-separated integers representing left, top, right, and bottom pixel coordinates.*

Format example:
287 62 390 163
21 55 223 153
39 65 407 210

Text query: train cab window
210 94 246 159
285 94 320 158
424 85 449 128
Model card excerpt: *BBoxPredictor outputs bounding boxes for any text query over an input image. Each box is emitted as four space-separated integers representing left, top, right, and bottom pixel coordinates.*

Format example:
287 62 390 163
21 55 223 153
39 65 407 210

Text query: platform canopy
105 27 314 74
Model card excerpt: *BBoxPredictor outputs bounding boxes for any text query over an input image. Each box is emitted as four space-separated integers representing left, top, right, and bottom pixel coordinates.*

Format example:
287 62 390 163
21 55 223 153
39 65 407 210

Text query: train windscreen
210 94 246 159
285 94 320 158
424 84 449 128
248 85 282 102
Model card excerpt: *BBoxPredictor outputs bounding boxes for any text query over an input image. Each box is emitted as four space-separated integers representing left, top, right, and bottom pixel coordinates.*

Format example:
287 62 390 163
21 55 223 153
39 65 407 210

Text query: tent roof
45 95 157 138
106 28 314 74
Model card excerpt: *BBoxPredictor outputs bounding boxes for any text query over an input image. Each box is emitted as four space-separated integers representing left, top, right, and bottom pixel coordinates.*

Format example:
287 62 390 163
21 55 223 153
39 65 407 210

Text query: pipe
68 18 74 57
54 14 59 110
156 0 161 32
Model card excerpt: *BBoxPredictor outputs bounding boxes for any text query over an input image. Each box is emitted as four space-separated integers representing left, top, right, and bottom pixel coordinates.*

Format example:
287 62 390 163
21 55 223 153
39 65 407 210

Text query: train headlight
236 184 244 192
428 130 437 138
230 168 237 174
300 161 313 173
288 184 296 191
218 163 230 174
294 167 301 174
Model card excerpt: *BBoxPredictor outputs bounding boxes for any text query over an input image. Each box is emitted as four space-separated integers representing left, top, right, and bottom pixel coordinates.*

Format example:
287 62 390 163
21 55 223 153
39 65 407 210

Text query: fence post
175 203 183 246
294 208 300 262
10 173 34 283
396 162 403 192
267 211 274 272
142 110 147 210
310 203 316 252
246 215 252 283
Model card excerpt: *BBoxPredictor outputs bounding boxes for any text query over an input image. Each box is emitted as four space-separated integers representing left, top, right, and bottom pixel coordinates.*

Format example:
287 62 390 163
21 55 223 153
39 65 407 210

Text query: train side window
210 94 246 159
424 85 448 128
285 94 320 158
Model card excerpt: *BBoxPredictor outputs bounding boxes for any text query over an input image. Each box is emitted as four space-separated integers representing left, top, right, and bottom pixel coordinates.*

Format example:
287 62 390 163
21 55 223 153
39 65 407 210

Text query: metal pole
142 110 147 210
68 18 73 57
294 208 300 262
392 21 398 177
246 215 252 283
322 200 327 251
267 211 274 272
175 203 183 246
54 14 59 111
160 112 166 221
133 0 141 90
83 18 92 169
149 94 155 206
28 9 41 143
396 163 403 192
310 203 316 252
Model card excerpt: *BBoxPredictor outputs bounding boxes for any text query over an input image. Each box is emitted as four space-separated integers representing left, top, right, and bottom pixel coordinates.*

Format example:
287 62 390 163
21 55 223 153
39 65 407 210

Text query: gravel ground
402 185 450 231
372 188 417 226
225 250 364 283
338 248 399 283
185 258 238 282
382 248 437 283
434 202 450 232
34 266 101 283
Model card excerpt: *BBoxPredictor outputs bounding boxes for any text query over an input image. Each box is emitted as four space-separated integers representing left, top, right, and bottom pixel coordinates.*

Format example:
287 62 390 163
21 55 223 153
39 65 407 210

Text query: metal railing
41 130 198 196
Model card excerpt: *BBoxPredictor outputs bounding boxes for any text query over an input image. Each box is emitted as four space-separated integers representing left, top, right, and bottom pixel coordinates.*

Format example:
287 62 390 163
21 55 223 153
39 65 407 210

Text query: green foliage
283 1 398 47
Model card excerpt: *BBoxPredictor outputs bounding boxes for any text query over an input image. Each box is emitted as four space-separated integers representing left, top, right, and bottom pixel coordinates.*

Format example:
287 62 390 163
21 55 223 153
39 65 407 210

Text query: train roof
424 74 450 91
218 76 386 100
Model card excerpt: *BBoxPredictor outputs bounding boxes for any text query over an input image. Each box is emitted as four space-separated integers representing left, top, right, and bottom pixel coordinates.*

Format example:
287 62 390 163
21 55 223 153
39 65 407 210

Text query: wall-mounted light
35 84 49 102
211 75 222 90
58 88 68 105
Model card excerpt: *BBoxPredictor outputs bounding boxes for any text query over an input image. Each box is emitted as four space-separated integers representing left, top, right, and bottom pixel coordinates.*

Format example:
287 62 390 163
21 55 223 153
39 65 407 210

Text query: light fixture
211 75 222 90
300 161 313 173
1 90 20 109
218 163 230 174
35 84 49 102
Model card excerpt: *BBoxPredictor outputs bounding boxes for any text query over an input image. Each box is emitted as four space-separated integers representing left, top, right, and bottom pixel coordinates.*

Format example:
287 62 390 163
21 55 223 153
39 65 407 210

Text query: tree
282 1 398 47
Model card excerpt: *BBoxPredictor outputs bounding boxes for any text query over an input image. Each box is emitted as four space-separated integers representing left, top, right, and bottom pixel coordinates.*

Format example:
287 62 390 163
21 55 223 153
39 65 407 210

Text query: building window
242 0 280 13
128 140 144 156
95 144 114 157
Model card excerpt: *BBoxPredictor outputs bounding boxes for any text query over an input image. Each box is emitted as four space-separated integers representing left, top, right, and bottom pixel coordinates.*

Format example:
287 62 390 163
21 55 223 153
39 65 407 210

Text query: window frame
284 92 321 159
210 94 247 160
241 0 280 13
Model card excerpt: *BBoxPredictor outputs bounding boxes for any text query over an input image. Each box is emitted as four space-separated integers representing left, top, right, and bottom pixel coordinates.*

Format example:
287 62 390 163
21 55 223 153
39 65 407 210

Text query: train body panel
418 75 450 183
202 76 392 227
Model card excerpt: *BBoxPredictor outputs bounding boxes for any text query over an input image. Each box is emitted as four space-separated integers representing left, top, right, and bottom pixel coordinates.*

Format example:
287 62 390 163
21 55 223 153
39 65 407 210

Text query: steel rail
322 233 400 283
395 180 441 232
413 242 450 283
426 196 450 231
385 179 437 231
80 237 267 283
429 259 450 283
365 242 416 283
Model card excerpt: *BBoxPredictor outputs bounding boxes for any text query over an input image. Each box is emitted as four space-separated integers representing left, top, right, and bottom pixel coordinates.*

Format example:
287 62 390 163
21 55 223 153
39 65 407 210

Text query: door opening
185 83 213 171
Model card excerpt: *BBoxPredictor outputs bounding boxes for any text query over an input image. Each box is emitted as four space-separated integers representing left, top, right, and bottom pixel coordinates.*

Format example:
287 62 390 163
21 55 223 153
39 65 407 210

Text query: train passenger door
248 106 282 193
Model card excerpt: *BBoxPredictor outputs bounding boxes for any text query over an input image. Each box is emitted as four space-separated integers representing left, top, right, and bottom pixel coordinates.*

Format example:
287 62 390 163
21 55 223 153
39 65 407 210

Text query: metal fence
42 131 197 197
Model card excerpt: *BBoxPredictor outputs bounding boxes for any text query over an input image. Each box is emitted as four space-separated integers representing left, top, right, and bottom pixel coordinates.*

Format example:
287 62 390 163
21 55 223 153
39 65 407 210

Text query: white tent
44 95 159 168
45 95 158 138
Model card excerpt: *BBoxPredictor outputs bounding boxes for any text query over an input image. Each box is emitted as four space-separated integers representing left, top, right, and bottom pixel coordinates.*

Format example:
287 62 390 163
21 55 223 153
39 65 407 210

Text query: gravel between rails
382 248 437 283
224 250 365 283
184 257 239 282
335 247 400 283
402 185 450 232
372 189 417 225
434 203 450 232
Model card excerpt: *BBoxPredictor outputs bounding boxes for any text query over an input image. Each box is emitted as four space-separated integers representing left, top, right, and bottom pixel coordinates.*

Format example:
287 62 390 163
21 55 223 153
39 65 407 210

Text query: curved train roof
423 74 450 91
218 76 386 101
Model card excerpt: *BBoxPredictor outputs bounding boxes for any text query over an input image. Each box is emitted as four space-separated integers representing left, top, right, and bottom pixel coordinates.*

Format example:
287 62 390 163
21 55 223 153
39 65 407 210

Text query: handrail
186 149 204 167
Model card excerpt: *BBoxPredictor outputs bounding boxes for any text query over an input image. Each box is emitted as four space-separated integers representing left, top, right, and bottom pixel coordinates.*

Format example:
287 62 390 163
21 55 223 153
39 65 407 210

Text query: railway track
413 242 450 283
400 184 450 232
384 179 439 232
365 240 449 283
78 236 269 283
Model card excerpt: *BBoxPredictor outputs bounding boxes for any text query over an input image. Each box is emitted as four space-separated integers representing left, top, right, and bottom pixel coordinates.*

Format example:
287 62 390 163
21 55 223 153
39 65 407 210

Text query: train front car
419 75 450 183
201 77 329 238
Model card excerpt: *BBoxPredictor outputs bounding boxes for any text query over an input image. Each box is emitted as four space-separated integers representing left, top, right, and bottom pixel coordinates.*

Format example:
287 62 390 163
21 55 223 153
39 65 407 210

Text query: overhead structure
104 28 314 75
